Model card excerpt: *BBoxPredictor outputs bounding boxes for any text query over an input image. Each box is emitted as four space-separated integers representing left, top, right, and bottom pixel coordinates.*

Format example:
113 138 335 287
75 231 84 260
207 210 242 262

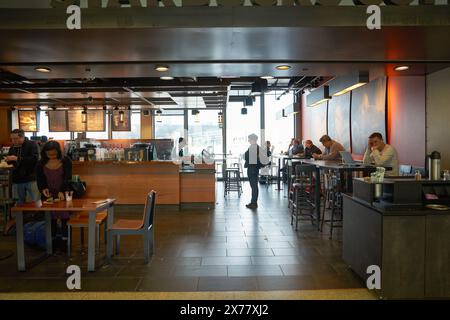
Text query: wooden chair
107 191 156 264
67 211 108 256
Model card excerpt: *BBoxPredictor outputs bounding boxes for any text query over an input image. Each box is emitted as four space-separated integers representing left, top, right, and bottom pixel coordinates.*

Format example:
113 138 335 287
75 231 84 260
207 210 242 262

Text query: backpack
23 221 46 249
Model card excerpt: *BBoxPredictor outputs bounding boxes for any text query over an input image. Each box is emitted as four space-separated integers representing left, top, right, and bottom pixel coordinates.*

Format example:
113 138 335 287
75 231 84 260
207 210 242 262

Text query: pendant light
81 107 87 123
119 109 125 123
156 110 162 122
218 111 223 128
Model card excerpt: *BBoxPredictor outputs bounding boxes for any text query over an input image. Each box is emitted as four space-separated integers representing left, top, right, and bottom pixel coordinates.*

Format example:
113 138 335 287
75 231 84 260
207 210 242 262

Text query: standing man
313 135 345 161
5 129 39 204
244 134 268 209
363 132 399 176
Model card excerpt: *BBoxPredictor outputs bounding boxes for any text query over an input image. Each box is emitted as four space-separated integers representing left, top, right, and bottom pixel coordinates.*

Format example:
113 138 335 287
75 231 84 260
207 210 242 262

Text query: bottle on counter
415 170 422 181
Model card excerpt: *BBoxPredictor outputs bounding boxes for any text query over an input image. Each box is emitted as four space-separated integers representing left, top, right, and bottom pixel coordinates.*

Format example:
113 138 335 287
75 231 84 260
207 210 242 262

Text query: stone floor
0 181 365 293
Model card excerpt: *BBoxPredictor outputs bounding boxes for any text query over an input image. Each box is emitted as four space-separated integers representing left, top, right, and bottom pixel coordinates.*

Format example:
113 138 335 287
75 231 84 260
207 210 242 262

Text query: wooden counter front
180 165 216 204
73 161 180 205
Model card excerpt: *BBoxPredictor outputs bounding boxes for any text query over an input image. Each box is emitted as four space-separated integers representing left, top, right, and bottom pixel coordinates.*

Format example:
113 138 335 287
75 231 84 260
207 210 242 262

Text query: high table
297 159 382 229
272 155 305 191
11 198 115 272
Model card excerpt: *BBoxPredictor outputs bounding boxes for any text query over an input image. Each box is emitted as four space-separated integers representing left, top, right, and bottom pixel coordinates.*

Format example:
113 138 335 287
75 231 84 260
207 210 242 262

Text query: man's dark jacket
7 138 39 183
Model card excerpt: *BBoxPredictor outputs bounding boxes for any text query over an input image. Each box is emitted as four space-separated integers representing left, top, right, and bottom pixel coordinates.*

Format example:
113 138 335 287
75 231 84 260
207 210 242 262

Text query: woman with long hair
36 140 73 252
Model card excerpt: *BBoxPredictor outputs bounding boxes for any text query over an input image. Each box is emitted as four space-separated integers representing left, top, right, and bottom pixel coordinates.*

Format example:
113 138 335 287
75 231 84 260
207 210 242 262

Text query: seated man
289 139 304 157
363 132 399 176
304 140 322 159
313 135 345 161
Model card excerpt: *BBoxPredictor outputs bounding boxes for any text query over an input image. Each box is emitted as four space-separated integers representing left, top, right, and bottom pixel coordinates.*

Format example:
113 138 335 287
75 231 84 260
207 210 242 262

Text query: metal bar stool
224 166 242 197
290 164 316 231
320 171 343 239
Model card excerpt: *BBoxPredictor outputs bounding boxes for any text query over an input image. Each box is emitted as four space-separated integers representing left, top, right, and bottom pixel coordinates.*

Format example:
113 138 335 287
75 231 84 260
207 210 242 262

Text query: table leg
106 205 114 260
44 211 52 255
276 158 282 191
15 211 25 271
87 210 96 272
315 167 321 230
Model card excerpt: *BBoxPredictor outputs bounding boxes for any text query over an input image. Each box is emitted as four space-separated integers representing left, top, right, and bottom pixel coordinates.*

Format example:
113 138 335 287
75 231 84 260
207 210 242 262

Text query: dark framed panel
328 92 351 151
48 110 68 132
111 109 131 131
67 110 87 132
86 110 106 132
18 110 39 132
308 101 328 145
351 77 387 155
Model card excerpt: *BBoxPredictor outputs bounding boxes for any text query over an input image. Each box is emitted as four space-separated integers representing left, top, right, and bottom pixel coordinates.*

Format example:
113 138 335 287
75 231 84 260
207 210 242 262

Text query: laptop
339 151 361 166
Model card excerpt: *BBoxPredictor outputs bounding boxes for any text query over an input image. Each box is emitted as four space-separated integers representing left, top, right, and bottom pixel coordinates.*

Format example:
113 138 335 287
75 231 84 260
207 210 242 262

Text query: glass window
154 113 185 140
264 91 295 156
112 111 141 139
226 97 261 172
187 109 223 156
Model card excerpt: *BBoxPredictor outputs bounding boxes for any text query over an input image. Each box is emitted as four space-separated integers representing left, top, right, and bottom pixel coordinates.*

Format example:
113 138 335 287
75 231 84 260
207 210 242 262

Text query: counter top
343 193 450 216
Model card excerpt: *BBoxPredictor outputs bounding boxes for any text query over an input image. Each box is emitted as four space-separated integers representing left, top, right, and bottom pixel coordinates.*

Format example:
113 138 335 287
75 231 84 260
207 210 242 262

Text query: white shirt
363 144 399 176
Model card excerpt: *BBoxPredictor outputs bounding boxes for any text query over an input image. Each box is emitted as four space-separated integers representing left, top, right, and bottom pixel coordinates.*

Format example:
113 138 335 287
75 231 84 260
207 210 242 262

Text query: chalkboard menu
111 109 131 131
67 110 87 132
18 110 39 132
86 110 105 131
48 110 68 132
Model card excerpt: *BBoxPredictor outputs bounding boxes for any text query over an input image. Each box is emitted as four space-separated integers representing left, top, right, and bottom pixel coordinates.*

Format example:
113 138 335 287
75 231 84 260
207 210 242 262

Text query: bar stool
320 171 343 239
224 167 242 197
0 183 14 234
290 164 316 231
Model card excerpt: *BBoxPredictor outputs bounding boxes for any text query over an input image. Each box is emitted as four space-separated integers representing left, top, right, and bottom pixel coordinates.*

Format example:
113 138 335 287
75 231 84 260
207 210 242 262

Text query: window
188 109 223 156
154 111 185 140
264 91 295 156
112 111 141 139
226 97 261 172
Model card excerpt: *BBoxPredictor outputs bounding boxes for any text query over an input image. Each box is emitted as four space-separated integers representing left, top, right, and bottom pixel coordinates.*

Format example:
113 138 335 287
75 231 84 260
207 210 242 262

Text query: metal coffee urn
427 151 441 180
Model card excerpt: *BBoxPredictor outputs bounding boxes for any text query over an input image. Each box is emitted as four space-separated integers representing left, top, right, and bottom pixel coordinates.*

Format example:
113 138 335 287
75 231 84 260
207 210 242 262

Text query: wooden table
11 198 115 272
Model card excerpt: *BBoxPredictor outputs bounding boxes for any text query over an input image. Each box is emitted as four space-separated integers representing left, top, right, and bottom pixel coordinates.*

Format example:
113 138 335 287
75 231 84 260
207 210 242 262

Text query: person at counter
5 129 40 204
313 135 345 161
304 140 322 159
36 141 73 251
286 139 304 157
363 132 399 176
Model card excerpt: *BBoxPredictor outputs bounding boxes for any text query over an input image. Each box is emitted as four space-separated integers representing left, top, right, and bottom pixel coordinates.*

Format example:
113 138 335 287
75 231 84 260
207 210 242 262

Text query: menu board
67 110 87 132
18 110 39 132
111 109 131 131
86 110 105 131
48 110 68 132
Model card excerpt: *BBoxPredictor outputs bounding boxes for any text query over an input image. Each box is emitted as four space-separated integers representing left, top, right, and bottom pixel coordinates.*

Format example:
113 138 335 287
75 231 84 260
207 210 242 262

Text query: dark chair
320 171 343 240
107 190 156 263
290 164 316 231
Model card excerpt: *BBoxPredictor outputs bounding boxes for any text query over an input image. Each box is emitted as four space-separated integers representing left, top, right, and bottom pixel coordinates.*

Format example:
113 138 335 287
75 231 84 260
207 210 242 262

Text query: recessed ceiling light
260 76 274 80
160 76 174 80
34 66 51 73
276 65 291 71
155 65 170 72
394 66 409 71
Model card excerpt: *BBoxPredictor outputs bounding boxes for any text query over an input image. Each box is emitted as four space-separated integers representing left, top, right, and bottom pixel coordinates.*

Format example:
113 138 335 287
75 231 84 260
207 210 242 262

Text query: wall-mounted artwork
307 101 328 148
112 109 131 131
351 77 387 155
328 92 351 151
18 110 39 132
48 110 68 132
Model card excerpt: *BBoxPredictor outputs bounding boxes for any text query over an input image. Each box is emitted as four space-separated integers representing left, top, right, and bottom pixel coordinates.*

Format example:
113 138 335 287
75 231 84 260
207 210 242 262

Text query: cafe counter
72 161 216 206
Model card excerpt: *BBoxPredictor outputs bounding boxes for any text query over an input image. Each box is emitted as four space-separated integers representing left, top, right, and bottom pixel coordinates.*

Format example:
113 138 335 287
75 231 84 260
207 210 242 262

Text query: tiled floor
0 181 364 292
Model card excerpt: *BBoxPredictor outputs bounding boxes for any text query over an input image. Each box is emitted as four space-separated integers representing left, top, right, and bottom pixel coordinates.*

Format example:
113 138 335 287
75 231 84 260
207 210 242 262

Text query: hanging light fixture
218 111 223 128
81 107 87 123
192 109 200 123
119 109 125 123
156 110 162 122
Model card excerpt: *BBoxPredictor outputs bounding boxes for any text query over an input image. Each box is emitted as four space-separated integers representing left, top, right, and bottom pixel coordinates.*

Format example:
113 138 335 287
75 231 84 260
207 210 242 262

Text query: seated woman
36 141 73 252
